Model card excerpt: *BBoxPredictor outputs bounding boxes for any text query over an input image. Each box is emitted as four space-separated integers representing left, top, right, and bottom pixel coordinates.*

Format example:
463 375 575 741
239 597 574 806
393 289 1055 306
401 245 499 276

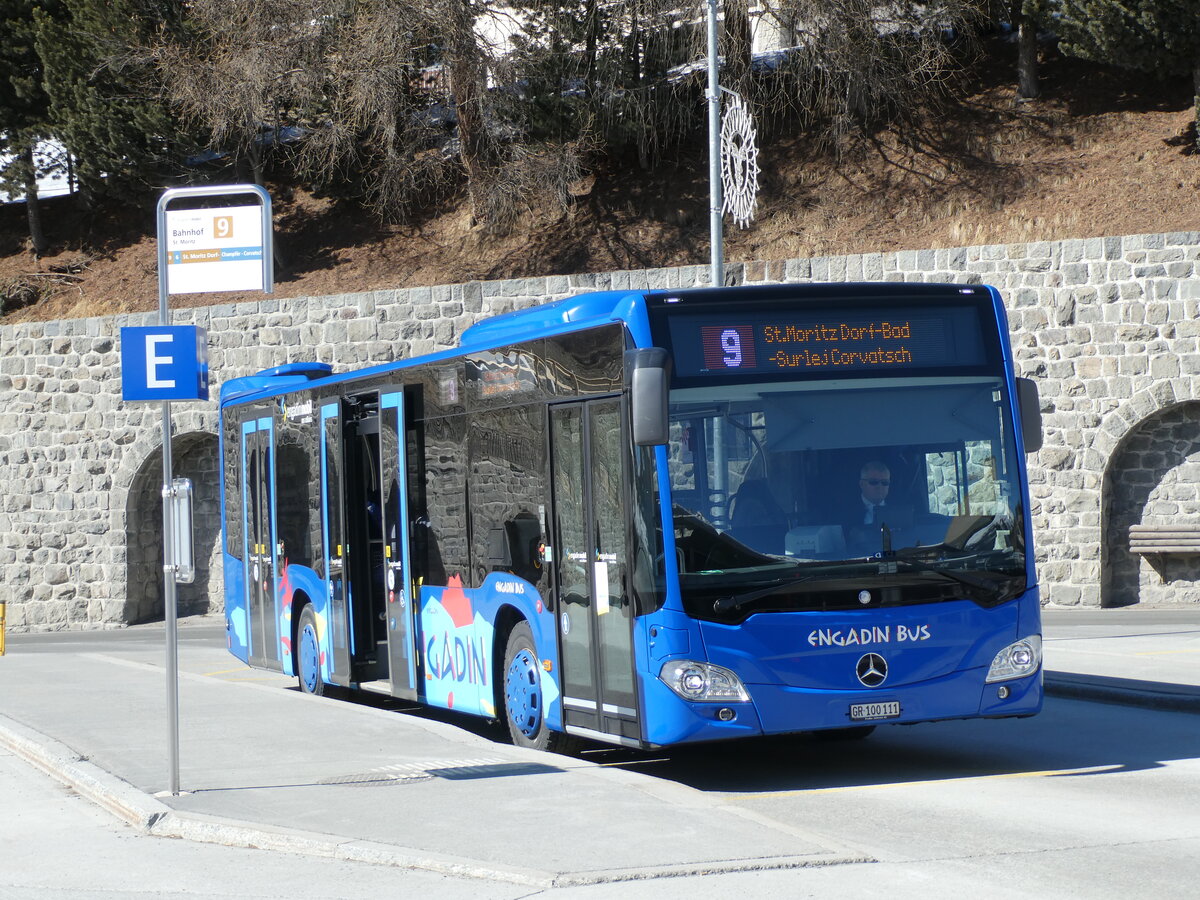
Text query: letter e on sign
145 334 176 389
120 326 210 402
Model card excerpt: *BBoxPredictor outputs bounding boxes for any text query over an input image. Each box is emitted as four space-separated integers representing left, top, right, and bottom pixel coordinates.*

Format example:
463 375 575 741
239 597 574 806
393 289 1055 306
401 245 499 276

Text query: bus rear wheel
297 604 325 696
502 621 575 754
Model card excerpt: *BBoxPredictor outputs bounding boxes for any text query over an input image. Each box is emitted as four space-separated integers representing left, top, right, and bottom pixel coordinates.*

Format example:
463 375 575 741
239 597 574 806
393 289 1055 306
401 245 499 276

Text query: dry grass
2 44 1198 325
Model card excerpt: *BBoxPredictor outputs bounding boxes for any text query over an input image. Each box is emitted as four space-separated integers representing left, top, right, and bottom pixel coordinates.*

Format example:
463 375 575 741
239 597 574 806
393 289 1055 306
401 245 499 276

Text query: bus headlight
660 660 750 702
985 635 1042 683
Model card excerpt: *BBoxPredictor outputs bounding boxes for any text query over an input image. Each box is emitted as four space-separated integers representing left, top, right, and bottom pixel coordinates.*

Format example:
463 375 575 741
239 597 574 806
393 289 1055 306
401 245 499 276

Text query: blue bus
218 282 1044 751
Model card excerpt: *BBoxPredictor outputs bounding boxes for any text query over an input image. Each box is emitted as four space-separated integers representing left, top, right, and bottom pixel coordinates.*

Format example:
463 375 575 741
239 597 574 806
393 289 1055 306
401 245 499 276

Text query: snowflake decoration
721 93 760 229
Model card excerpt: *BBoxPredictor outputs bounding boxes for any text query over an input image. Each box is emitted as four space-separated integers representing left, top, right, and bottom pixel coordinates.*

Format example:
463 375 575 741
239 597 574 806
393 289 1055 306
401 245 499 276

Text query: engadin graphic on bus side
166 204 265 294
420 576 496 717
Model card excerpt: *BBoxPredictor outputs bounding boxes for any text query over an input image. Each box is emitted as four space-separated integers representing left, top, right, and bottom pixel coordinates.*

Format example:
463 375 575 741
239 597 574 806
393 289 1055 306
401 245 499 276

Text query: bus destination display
671 305 986 377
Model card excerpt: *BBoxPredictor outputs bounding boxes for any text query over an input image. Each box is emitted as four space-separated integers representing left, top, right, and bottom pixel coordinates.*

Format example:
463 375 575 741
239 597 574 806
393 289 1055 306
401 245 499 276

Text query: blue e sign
121 326 210 402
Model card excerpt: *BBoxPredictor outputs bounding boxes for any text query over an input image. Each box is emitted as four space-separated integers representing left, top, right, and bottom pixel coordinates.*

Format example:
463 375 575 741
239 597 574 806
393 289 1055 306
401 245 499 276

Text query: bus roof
219 290 648 406
218 282 1000 406
457 290 645 347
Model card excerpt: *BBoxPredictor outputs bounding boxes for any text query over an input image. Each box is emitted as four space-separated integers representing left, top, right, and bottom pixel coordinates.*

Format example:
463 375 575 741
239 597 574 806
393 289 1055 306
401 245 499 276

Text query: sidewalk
0 635 860 887
1042 606 1200 713
1 606 1197 886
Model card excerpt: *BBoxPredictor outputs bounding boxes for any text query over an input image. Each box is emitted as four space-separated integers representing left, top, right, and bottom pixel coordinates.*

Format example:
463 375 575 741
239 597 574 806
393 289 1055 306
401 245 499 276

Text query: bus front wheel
502 621 575 753
297 604 325 697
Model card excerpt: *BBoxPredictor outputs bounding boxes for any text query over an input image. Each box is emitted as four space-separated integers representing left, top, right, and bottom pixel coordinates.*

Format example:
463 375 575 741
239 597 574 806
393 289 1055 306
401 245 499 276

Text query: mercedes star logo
856 653 888 687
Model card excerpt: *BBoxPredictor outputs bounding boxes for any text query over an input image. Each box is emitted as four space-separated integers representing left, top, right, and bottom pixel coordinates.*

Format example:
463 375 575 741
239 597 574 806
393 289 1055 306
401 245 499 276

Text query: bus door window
380 389 417 699
321 402 351 684
551 406 594 704
550 399 638 738
242 418 278 669
590 402 635 711
344 408 386 680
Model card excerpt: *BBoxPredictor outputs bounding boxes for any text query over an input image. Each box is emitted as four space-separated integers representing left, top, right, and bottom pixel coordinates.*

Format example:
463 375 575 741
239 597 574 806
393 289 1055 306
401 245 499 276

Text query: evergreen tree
0 0 63 254
33 0 189 204
1011 1 1048 99
1054 1 1200 147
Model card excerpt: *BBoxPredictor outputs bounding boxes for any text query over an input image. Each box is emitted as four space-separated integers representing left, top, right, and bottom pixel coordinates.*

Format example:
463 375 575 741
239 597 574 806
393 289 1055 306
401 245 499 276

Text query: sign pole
152 184 272 797
157 197 182 797
706 0 724 288
160 402 178 794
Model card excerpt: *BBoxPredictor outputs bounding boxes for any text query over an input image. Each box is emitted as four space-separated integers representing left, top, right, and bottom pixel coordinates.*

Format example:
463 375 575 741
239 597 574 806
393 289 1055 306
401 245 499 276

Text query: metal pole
155 194 180 797
707 0 724 288
160 401 179 796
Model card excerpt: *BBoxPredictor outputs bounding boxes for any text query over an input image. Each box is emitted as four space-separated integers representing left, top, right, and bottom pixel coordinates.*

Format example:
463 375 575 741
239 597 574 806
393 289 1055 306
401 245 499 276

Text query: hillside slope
1 44 1196 325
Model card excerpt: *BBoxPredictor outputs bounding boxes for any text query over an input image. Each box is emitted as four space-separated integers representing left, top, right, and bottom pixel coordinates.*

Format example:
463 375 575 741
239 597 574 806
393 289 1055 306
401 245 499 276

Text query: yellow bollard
0 599 6 656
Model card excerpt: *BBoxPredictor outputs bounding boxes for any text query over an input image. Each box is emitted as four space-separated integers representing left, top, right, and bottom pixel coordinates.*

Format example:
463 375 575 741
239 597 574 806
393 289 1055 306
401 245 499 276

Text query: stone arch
1101 400 1200 608
124 430 223 624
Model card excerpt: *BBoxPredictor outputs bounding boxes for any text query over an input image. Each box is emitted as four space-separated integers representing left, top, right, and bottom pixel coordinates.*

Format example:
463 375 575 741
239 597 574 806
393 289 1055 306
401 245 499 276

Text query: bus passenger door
241 416 279 669
320 402 352 686
380 389 418 700
550 399 640 745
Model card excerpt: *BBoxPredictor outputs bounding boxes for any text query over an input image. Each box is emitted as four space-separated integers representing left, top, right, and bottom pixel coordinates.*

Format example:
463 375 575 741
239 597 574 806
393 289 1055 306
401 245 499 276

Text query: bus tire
502 621 575 754
296 604 325 697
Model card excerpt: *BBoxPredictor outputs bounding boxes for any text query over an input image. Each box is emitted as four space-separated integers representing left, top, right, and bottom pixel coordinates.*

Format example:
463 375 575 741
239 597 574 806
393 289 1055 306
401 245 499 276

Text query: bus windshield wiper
712 555 1015 614
885 557 1007 601
712 574 821 614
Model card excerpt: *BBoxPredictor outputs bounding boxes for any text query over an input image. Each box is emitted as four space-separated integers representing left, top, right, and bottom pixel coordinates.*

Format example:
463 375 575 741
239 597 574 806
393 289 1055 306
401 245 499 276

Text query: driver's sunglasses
861 478 890 487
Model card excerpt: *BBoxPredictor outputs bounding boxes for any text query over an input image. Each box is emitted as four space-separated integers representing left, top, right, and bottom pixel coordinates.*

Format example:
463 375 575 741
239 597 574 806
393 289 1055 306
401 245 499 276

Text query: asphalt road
3 620 1198 899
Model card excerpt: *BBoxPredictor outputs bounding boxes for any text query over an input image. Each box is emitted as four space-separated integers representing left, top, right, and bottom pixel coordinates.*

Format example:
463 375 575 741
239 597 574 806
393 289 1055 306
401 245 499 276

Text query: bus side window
468 405 548 593
423 415 469 586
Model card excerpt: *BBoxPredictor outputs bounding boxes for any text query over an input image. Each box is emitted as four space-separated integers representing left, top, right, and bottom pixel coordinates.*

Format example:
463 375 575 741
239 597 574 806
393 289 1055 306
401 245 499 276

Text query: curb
0 715 173 830
0 713 555 886
0 712 867 886
1044 674 1200 714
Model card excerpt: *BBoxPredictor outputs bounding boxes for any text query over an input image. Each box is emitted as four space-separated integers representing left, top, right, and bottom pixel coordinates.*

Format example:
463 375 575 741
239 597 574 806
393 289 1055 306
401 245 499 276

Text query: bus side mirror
1016 377 1043 454
626 348 670 446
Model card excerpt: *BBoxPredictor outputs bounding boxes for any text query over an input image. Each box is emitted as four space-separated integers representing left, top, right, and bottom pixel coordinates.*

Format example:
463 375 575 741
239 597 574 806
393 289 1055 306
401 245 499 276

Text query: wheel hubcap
299 623 319 692
505 648 541 738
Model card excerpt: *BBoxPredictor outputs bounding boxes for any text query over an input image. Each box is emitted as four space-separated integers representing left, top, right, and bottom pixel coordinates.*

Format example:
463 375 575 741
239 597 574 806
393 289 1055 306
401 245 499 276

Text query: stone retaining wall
3 231 1199 630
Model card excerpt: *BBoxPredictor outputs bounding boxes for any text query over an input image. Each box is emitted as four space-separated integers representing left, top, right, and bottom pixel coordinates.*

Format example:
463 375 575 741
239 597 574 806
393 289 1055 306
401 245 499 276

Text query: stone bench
1129 524 1200 555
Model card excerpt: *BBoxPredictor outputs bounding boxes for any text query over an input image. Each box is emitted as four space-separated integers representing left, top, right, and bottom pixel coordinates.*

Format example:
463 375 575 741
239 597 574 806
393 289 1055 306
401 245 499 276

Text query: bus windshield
665 374 1028 621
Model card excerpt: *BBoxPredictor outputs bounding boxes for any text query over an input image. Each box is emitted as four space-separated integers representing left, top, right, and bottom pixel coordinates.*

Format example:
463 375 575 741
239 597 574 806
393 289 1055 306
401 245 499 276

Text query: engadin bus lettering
807 625 932 647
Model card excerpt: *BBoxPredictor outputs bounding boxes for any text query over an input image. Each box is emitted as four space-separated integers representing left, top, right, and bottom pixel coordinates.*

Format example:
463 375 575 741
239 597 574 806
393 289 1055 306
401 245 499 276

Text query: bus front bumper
641 665 1043 747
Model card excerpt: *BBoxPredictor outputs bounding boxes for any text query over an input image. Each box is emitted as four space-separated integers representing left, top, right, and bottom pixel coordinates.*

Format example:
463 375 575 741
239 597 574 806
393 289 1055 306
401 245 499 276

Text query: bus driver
857 461 892 525
843 460 913 551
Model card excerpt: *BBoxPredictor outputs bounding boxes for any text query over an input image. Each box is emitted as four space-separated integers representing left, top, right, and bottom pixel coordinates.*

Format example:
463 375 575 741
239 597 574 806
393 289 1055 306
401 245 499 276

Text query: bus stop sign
120 325 209 402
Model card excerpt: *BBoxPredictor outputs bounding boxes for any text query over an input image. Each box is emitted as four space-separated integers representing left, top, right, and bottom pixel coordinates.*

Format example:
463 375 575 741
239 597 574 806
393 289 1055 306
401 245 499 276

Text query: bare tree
156 0 567 225
154 0 339 188
758 1 991 140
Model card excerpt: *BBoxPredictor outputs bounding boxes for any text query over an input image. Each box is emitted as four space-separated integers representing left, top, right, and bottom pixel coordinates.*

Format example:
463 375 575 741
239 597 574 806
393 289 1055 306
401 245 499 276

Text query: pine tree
1011 1 1047 100
33 0 189 204
0 0 63 254
1054 1 1200 147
